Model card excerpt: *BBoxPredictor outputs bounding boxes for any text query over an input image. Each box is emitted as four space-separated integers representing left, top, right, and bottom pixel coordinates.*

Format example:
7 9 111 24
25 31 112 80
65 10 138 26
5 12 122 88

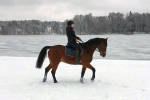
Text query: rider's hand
78 38 83 42
76 39 79 42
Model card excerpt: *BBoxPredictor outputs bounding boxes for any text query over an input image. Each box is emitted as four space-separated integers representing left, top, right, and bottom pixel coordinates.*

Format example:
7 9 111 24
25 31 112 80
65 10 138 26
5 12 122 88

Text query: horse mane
80 38 106 49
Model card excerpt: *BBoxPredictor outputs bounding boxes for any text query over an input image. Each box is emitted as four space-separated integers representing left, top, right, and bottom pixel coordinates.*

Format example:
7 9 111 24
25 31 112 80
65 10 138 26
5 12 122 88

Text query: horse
36 38 108 83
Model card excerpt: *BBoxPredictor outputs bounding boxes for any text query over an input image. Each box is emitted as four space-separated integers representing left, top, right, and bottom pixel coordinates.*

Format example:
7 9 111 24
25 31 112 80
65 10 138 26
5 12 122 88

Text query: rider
66 20 82 64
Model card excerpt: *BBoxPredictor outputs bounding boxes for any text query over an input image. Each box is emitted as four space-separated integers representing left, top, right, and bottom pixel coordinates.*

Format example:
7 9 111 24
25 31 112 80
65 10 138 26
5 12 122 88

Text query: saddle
65 44 83 57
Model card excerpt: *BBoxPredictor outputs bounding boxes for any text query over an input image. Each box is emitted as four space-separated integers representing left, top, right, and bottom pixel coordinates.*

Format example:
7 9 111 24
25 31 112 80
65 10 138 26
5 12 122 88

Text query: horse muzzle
100 52 107 57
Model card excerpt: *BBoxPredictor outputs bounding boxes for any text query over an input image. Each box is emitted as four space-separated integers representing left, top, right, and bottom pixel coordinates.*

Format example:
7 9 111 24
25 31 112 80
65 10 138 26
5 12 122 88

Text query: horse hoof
80 78 84 83
43 80 46 82
54 81 58 83
91 78 94 82
43 79 47 82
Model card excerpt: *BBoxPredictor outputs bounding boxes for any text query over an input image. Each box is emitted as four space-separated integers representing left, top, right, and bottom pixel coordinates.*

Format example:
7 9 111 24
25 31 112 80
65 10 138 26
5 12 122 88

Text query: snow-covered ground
0 57 150 100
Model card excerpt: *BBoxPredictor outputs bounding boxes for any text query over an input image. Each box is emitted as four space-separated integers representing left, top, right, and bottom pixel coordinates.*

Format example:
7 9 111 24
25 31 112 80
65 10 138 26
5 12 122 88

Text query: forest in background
0 11 150 35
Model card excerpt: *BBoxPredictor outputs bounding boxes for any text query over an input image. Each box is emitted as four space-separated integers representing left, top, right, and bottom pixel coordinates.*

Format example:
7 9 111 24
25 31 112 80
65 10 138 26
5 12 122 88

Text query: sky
0 0 150 22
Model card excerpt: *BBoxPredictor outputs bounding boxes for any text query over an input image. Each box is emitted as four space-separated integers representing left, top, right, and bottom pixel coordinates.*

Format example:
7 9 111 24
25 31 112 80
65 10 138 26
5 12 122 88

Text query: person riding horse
66 20 82 64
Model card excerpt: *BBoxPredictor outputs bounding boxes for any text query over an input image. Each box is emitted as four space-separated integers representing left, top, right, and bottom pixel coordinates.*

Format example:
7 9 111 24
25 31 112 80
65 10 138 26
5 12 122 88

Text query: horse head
97 38 108 57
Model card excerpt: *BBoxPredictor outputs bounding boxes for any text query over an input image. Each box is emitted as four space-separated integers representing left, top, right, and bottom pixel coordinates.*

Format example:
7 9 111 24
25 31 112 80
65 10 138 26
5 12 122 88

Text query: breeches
68 43 80 51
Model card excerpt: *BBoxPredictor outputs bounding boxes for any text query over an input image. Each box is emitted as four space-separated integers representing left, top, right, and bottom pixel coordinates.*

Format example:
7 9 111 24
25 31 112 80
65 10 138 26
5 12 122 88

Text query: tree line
0 20 62 35
0 11 150 35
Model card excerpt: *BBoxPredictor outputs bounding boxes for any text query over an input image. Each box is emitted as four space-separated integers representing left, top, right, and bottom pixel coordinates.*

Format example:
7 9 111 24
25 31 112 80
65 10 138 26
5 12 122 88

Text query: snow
0 57 150 100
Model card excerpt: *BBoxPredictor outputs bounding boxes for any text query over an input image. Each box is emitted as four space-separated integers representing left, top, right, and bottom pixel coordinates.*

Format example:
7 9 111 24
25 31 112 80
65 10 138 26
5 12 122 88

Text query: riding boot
75 50 82 64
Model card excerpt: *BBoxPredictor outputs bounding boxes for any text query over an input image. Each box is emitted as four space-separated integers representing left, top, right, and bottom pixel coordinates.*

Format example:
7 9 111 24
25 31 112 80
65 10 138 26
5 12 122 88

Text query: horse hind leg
51 69 57 83
43 64 52 82
80 66 86 83
51 67 58 83
51 63 59 83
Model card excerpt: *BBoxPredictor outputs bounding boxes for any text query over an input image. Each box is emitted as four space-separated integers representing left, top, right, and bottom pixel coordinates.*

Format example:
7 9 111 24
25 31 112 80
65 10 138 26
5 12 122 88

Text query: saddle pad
65 45 83 57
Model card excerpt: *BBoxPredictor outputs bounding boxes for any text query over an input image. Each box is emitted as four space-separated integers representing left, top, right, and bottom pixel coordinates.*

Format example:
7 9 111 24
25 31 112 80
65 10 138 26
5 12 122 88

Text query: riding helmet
67 20 74 27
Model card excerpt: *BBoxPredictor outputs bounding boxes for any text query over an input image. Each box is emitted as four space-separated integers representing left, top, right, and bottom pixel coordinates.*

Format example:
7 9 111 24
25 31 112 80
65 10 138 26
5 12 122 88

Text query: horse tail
36 46 51 68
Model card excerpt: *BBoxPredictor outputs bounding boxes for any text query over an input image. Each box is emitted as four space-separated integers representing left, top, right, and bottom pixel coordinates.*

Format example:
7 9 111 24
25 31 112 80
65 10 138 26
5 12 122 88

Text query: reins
78 40 100 53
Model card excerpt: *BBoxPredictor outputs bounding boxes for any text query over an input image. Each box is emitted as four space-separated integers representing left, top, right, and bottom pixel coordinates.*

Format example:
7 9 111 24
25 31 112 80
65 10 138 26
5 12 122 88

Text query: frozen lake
0 34 150 60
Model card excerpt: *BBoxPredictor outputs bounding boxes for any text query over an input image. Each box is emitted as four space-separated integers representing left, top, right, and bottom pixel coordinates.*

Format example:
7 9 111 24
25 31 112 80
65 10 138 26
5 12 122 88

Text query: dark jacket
66 27 79 44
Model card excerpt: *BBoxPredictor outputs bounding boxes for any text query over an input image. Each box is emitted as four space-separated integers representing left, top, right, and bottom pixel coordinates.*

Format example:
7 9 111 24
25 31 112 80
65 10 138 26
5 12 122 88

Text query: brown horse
36 38 108 83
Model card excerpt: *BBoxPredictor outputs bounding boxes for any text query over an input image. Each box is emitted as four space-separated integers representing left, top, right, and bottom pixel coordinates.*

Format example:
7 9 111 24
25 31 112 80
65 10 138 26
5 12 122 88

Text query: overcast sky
0 0 150 22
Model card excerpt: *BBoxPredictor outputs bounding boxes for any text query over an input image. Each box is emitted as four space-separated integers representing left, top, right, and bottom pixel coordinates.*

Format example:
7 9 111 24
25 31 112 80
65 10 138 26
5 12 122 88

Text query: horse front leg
91 67 96 81
80 66 86 83
83 64 96 82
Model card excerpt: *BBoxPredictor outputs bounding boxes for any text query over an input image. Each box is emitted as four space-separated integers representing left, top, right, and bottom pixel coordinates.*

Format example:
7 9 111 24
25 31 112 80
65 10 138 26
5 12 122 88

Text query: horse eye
104 42 107 46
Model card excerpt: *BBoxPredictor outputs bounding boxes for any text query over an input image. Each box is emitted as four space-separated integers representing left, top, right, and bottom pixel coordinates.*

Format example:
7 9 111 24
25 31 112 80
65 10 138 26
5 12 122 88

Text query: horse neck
83 42 99 56
90 44 99 55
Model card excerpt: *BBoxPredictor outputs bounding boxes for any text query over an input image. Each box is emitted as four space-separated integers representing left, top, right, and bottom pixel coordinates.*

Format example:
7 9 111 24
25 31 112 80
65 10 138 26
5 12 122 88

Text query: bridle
96 42 106 55
79 41 106 55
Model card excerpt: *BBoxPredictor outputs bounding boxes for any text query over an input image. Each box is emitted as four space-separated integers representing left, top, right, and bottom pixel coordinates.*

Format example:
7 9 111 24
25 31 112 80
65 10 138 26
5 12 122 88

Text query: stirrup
75 60 82 64
78 59 82 63
78 60 82 64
